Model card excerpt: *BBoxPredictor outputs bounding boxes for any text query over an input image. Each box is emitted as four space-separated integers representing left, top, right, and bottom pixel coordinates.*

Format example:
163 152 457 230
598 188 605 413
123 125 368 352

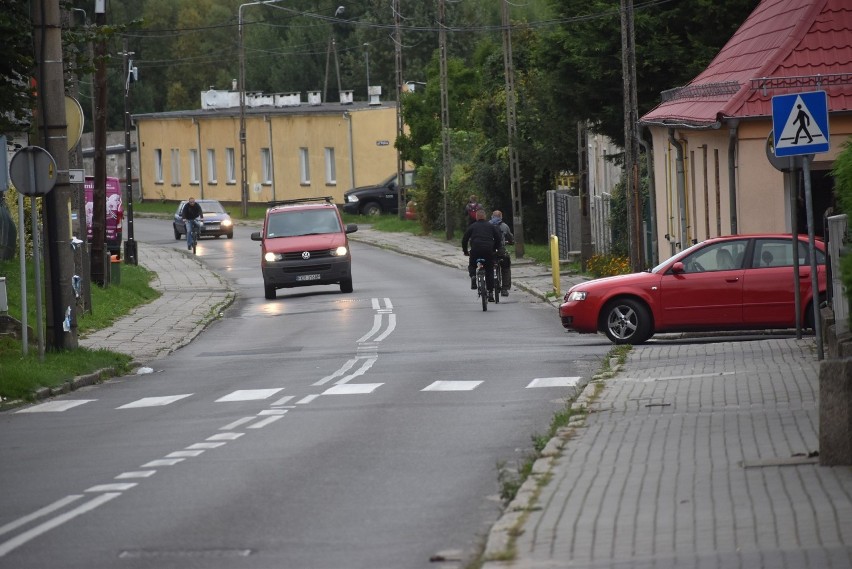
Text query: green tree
0 0 35 134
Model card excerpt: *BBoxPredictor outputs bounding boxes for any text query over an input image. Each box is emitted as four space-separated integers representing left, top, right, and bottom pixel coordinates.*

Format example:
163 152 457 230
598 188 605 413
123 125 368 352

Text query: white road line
383 298 393 310
165 450 204 458
422 381 483 392
0 493 121 558
16 400 95 413
248 416 284 429
356 313 383 343
296 394 320 405
323 383 383 395
86 483 137 492
117 394 192 409
334 357 378 386
215 388 283 402
186 442 226 450
526 377 582 388
371 298 381 310
258 409 288 416
141 458 185 467
221 417 255 430
373 313 396 342
207 432 244 441
271 395 295 406
0 492 121 557
0 495 83 538
314 357 359 386
115 471 156 479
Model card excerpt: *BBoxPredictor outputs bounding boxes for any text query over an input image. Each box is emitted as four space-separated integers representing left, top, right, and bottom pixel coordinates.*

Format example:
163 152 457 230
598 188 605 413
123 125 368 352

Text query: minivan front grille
281 250 332 261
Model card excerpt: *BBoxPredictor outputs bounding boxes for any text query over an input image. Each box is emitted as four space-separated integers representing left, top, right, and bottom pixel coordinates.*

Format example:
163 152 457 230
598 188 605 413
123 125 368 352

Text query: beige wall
649 115 852 263
136 105 398 205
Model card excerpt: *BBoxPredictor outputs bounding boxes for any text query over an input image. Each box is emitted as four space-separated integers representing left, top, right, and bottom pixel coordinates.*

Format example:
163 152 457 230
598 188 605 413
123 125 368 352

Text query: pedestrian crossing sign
771 91 830 157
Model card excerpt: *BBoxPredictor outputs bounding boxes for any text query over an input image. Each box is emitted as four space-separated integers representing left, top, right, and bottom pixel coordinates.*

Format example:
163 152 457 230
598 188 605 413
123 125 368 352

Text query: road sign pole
803 156 823 360
27 154 45 362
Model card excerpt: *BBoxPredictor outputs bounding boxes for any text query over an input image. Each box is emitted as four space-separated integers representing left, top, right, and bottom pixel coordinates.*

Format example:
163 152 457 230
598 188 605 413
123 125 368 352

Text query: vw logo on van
302 251 311 260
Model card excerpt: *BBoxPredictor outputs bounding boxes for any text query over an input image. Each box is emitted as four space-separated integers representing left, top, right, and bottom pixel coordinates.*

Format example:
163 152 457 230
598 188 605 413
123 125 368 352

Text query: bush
831 141 852 309
587 254 631 278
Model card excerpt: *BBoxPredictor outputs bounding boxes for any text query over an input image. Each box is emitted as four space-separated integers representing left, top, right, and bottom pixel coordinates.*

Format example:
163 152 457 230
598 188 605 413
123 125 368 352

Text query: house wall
649 115 852 263
135 106 398 205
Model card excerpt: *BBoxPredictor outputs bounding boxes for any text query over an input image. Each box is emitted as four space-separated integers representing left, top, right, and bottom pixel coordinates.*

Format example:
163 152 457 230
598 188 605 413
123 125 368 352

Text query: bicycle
493 256 503 304
475 258 489 311
186 219 202 254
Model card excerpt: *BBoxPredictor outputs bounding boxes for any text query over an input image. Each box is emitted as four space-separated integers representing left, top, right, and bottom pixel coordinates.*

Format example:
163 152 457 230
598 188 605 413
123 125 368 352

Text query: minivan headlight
264 252 283 262
331 246 348 256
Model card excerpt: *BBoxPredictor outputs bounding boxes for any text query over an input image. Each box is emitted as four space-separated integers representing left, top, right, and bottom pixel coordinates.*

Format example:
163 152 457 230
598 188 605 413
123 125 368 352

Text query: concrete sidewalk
78 227 852 568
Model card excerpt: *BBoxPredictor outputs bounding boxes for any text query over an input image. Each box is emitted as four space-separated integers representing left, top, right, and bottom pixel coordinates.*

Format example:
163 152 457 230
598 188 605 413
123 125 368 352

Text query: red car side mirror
671 262 685 274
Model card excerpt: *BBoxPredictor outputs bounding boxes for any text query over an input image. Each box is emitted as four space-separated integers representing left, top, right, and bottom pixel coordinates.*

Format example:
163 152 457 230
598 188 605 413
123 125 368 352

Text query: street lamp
239 0 286 218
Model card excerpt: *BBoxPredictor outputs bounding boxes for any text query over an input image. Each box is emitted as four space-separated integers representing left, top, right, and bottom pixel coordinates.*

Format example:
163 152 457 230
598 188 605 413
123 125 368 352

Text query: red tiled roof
640 0 852 128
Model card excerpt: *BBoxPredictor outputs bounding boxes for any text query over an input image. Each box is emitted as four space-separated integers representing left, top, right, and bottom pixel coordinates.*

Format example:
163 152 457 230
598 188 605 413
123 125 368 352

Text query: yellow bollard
550 235 560 298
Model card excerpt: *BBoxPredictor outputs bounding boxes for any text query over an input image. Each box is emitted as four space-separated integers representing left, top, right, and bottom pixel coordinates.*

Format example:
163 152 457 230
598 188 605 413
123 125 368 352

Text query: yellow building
133 90 399 205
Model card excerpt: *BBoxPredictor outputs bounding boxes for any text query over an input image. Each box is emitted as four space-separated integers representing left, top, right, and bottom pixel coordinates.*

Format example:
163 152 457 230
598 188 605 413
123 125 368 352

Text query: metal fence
546 190 613 260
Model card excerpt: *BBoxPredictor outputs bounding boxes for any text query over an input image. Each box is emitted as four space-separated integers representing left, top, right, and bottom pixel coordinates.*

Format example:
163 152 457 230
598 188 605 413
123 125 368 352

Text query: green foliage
587 254 631 278
831 141 852 309
0 0 34 133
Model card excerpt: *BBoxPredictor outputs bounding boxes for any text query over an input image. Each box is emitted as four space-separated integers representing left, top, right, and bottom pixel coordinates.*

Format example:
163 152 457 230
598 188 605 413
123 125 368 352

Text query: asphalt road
0 218 611 568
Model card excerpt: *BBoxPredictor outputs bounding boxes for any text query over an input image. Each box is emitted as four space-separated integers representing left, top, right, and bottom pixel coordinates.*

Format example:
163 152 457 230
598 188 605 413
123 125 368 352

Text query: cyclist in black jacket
462 208 502 302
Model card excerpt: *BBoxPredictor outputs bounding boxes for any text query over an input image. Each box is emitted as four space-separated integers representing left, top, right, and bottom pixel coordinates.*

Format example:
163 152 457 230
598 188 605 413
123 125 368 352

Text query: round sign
9 146 57 196
766 131 813 172
65 96 85 150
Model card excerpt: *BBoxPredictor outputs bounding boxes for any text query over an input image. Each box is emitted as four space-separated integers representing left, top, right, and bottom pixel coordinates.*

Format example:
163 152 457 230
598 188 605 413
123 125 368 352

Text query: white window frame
261 147 272 183
207 149 217 183
324 147 336 184
225 147 236 183
299 147 310 185
189 148 200 184
170 148 181 185
153 149 163 183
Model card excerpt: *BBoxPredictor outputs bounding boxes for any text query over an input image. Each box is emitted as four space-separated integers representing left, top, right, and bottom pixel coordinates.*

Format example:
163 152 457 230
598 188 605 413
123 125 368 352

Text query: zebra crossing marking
117 394 191 409
421 381 482 392
526 377 581 388
16 400 95 413
215 388 283 402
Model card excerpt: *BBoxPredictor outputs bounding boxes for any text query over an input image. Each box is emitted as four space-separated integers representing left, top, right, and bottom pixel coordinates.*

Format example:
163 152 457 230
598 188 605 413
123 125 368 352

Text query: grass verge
0 260 159 402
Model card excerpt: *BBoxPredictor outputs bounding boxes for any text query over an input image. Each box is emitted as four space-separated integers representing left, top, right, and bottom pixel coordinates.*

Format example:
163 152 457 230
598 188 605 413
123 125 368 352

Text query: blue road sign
772 91 830 157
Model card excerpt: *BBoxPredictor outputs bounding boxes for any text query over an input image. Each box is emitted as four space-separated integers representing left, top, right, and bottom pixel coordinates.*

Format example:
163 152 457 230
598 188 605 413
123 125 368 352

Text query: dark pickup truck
342 170 416 216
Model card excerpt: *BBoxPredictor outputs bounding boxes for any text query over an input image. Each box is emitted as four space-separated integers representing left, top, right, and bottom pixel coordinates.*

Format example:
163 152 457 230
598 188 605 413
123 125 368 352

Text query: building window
189 149 200 184
299 147 310 185
170 148 181 185
207 149 217 183
226 147 236 183
154 149 163 183
324 147 336 185
261 147 272 184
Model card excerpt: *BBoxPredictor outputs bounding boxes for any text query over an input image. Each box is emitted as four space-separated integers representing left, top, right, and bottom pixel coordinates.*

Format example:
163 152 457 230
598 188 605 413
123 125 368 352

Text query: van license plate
296 274 321 281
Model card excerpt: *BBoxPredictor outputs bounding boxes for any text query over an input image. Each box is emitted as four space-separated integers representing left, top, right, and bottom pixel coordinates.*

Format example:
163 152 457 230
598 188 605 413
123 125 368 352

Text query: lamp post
239 0 286 218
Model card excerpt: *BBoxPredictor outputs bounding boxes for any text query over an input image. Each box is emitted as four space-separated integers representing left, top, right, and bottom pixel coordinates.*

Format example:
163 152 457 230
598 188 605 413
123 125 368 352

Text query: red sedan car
559 235 827 344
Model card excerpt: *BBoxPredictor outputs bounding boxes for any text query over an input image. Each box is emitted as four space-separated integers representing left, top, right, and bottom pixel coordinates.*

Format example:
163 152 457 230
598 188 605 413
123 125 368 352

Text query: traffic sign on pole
771 91 830 157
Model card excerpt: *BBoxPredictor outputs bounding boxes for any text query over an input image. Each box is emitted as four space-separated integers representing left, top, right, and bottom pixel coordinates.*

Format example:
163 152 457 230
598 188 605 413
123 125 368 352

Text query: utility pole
439 0 453 239
32 0 78 349
91 0 108 285
393 0 406 220
501 0 524 257
577 122 592 272
621 0 643 270
121 38 138 265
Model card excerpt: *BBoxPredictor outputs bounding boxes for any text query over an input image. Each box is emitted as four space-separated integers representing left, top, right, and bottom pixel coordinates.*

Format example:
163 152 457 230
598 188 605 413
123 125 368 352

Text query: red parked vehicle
559 234 827 344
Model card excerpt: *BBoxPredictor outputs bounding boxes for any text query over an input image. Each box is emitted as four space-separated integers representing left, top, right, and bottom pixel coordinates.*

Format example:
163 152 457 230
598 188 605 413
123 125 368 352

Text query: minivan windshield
265 209 342 238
